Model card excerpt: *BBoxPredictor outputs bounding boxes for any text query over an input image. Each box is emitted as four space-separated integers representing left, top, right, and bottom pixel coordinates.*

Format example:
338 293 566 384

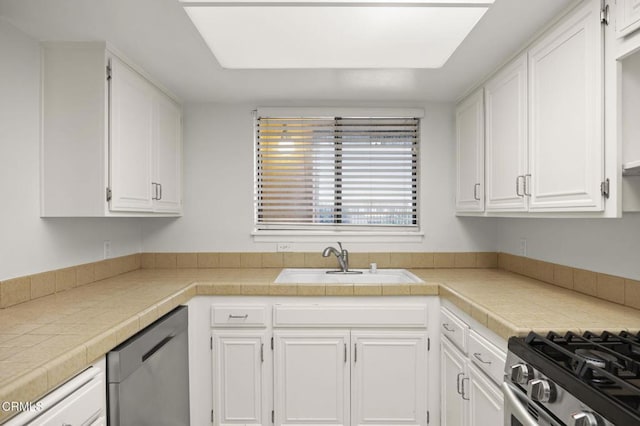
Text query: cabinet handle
261 343 264 363
228 314 249 319
524 174 531 197
354 343 357 363
473 183 481 201
516 176 524 197
158 183 162 200
461 377 470 400
473 352 492 365
442 323 455 333
151 182 157 200
456 372 464 395
344 343 347 363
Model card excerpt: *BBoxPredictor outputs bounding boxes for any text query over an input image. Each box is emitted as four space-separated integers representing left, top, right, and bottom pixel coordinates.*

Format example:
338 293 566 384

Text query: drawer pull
456 372 464 395
228 314 249 319
442 323 455 333
473 352 492 365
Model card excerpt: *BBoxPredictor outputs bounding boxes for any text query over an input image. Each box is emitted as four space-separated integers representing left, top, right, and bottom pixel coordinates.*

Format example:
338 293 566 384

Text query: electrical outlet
104 240 111 259
277 242 293 252
519 238 527 257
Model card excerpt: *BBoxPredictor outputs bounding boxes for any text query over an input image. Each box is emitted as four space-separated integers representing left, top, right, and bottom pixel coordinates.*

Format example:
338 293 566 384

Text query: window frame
252 108 425 242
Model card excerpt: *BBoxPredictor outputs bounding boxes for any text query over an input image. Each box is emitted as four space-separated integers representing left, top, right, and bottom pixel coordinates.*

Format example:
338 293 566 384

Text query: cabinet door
153 92 182 213
456 89 485 213
485 54 528 212
528 0 604 211
109 56 155 212
468 364 503 426
274 330 350 426
351 332 427 426
212 331 270 426
441 338 468 426
617 0 640 38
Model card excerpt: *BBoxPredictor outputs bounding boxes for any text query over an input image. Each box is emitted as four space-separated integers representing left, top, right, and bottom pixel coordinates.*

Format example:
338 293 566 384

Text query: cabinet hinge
106 64 112 80
271 410 275 424
271 336 274 350
600 1 609 25
601 178 610 198
106 187 112 202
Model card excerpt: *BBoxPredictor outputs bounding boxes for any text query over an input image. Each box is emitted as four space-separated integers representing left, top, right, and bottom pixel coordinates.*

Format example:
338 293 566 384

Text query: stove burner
510 330 640 426
576 348 619 369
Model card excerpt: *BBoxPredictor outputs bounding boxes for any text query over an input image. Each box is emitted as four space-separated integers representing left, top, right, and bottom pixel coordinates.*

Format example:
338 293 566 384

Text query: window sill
251 230 424 243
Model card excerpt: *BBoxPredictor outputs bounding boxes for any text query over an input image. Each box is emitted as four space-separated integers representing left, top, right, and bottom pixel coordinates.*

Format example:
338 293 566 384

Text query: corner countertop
1 267 640 423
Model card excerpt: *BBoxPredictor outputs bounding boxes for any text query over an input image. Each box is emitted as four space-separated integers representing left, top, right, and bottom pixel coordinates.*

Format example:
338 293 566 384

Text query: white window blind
254 115 419 231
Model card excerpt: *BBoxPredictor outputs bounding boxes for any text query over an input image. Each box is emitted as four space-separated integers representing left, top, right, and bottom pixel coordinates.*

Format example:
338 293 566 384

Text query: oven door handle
501 382 539 426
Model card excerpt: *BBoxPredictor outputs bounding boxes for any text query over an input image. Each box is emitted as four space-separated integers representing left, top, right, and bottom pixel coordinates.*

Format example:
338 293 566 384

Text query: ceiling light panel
182 2 491 69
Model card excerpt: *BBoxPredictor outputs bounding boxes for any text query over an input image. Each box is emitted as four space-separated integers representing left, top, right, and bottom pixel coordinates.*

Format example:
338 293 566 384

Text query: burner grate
518 330 640 421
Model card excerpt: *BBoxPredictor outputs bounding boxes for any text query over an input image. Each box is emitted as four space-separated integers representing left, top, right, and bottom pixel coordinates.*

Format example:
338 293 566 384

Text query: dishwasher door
107 305 189 426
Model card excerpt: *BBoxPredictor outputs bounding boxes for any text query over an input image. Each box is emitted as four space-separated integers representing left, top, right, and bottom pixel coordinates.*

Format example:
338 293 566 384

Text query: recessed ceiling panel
183 5 489 68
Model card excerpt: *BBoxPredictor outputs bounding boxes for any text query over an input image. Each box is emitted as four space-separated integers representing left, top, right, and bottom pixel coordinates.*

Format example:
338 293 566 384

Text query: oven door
501 382 564 426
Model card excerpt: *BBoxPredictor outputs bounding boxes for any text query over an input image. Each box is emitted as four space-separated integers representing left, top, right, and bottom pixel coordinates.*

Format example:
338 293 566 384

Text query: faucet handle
337 241 343 251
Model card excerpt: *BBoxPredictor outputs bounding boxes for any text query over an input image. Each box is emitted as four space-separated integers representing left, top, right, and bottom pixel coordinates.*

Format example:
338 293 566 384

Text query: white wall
141 103 498 253
0 20 142 281
496 216 640 280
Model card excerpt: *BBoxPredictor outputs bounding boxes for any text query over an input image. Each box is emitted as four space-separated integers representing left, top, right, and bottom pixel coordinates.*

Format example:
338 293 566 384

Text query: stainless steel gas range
503 331 640 426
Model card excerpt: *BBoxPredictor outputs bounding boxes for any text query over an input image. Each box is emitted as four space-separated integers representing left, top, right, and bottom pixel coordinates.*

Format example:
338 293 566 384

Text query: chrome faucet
322 242 349 272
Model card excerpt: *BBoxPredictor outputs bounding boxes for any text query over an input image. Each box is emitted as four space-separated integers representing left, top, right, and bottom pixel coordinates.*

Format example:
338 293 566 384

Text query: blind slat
255 116 419 229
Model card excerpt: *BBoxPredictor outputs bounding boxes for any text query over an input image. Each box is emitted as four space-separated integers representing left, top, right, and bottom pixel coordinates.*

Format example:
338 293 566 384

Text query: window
254 113 419 232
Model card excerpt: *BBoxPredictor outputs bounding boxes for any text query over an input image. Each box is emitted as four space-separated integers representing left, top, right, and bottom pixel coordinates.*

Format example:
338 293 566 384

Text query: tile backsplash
1 251 638 312
139 251 498 270
0 254 140 309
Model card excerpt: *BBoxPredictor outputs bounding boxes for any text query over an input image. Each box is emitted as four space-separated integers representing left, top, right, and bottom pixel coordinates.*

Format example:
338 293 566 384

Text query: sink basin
275 268 423 284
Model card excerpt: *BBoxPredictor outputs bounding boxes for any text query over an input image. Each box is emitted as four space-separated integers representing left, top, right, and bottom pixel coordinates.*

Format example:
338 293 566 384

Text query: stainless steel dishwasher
107 305 190 426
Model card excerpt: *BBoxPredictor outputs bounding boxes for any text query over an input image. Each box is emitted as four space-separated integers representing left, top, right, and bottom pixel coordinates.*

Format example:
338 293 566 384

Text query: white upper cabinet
484 54 528 212
528 0 604 212
617 0 640 38
457 0 609 217
41 42 182 217
109 56 155 212
456 89 485 213
153 92 183 213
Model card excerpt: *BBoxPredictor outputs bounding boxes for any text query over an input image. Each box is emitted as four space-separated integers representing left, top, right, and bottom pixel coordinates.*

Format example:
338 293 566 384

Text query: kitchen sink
274 268 423 284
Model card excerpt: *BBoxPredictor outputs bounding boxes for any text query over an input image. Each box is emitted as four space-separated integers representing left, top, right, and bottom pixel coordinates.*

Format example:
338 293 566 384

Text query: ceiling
0 0 575 103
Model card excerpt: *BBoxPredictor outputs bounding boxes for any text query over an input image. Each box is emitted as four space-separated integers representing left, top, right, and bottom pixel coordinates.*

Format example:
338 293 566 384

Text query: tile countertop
1 267 640 423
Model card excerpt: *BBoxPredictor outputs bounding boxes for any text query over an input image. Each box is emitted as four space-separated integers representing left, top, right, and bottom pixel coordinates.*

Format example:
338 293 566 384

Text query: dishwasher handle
142 334 175 362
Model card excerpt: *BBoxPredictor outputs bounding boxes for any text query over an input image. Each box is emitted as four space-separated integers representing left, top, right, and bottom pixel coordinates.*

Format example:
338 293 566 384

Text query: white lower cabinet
274 330 428 426
274 330 350 426
440 306 505 426
351 332 427 426
212 330 271 426
4 358 106 426
467 364 503 426
191 297 437 426
441 338 468 426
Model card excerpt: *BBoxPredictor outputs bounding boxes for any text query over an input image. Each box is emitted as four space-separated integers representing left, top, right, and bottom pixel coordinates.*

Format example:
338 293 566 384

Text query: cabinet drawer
37 376 103 426
440 307 469 353
273 305 428 328
211 305 267 327
468 330 506 385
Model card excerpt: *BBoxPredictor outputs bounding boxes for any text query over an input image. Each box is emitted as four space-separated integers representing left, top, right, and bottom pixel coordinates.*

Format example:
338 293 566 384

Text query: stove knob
570 411 599 426
510 363 533 385
528 379 556 403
